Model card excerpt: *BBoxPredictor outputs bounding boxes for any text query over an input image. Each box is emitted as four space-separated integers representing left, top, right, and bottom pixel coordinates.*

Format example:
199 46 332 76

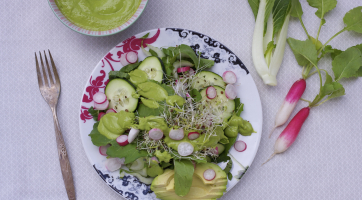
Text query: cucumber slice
134 167 148 177
192 71 226 90
105 79 138 112
200 86 235 120
129 157 146 171
138 56 164 83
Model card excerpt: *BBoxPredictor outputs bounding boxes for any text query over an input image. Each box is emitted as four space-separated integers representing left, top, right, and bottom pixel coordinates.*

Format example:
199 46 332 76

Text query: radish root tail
262 153 276 166
269 127 276 138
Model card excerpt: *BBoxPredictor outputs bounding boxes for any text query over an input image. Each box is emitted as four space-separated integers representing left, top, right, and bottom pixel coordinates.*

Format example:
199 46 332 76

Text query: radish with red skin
234 141 247 152
149 128 163 140
99 144 110 156
263 107 310 165
203 169 216 181
225 84 237 100
105 157 125 172
97 112 106 121
106 108 117 114
126 51 138 64
128 128 140 143
270 79 306 138
94 100 109 110
177 66 190 73
222 71 237 84
169 128 184 140
206 86 217 99
177 142 194 156
188 132 200 140
189 68 195 75
116 135 129 146
93 92 107 104
151 157 159 163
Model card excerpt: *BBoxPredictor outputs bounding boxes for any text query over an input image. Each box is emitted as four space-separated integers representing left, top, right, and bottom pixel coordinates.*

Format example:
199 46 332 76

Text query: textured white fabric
1 0 362 199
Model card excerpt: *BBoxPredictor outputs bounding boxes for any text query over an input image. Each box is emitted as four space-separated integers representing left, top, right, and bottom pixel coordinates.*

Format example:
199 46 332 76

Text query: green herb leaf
160 84 176 96
320 45 342 59
224 159 233 180
343 6 362 33
287 38 318 67
234 98 244 116
272 0 291 37
290 0 303 18
137 102 165 117
216 137 237 163
307 0 337 20
308 36 323 51
88 122 113 147
189 89 202 102
88 106 98 121
174 159 194 197
199 58 215 69
107 141 148 164
149 49 158 57
161 161 172 169
248 0 260 20
108 71 130 80
264 41 276 65
120 62 140 73
171 45 200 69
332 47 362 81
140 33 150 39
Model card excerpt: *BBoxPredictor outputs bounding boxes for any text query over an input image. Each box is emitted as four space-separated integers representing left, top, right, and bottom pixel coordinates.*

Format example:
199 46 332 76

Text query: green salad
88 43 256 200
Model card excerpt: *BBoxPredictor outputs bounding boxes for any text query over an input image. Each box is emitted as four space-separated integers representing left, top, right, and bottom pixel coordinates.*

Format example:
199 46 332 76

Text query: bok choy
249 0 292 86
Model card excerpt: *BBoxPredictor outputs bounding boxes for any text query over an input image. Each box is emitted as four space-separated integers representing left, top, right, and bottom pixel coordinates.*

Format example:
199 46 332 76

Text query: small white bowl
47 0 148 36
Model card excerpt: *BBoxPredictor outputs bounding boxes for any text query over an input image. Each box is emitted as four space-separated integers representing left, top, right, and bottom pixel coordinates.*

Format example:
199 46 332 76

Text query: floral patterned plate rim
79 28 263 200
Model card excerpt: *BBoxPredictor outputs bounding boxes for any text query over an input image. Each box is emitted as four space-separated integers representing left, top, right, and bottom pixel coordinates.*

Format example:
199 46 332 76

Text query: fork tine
44 51 55 87
35 53 44 88
39 52 49 87
48 50 61 89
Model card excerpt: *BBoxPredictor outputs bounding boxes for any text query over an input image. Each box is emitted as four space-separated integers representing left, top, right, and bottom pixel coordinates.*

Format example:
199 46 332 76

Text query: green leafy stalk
290 0 309 36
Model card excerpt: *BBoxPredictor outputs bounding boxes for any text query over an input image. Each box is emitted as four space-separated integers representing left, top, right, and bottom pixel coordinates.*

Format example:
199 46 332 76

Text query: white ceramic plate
79 28 263 200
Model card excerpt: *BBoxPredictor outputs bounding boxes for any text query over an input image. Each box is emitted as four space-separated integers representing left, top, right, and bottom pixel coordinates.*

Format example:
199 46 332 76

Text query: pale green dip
55 0 141 31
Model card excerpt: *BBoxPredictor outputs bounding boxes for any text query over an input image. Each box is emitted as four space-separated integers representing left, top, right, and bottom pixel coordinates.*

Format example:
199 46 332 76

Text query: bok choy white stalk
249 0 292 86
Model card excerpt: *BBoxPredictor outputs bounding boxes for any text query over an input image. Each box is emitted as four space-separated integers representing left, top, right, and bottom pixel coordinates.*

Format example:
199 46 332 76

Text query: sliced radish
225 84 237 100
214 147 219 155
149 128 163 140
178 142 194 156
234 140 247 152
126 51 138 64
99 144 111 156
151 157 159 163
203 169 216 181
128 128 140 143
189 68 195 75
188 132 200 140
206 86 217 99
94 100 109 110
93 92 107 104
222 71 237 84
97 112 106 121
177 66 191 73
169 128 184 140
106 108 117 114
191 160 196 169
105 157 125 172
116 135 129 146
120 54 129 66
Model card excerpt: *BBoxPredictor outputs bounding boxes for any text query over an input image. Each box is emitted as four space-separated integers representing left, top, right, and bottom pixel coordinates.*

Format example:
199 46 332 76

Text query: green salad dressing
224 114 256 137
55 0 141 31
137 81 168 102
141 97 159 109
98 111 135 139
165 95 186 107
129 69 148 86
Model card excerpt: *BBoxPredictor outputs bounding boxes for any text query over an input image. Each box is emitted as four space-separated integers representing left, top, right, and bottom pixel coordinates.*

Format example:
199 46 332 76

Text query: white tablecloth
1 0 362 199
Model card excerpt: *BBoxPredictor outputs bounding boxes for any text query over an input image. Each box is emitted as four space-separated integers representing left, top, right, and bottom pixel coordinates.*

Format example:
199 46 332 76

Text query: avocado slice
151 163 227 200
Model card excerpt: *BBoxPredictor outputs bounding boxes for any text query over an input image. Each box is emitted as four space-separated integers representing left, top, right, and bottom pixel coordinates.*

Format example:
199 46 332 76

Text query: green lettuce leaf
108 71 130 80
120 62 140 73
88 122 113 147
106 141 148 164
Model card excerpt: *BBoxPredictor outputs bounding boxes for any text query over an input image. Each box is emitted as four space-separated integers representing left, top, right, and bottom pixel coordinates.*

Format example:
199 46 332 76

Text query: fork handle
52 108 76 200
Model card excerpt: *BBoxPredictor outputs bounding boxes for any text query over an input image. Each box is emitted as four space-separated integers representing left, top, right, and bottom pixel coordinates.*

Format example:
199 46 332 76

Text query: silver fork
35 50 76 200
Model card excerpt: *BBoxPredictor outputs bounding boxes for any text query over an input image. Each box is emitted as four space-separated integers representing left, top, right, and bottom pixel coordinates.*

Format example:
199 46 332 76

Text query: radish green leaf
343 6 362 33
287 38 318 67
332 47 362 81
174 159 194 197
307 0 337 21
